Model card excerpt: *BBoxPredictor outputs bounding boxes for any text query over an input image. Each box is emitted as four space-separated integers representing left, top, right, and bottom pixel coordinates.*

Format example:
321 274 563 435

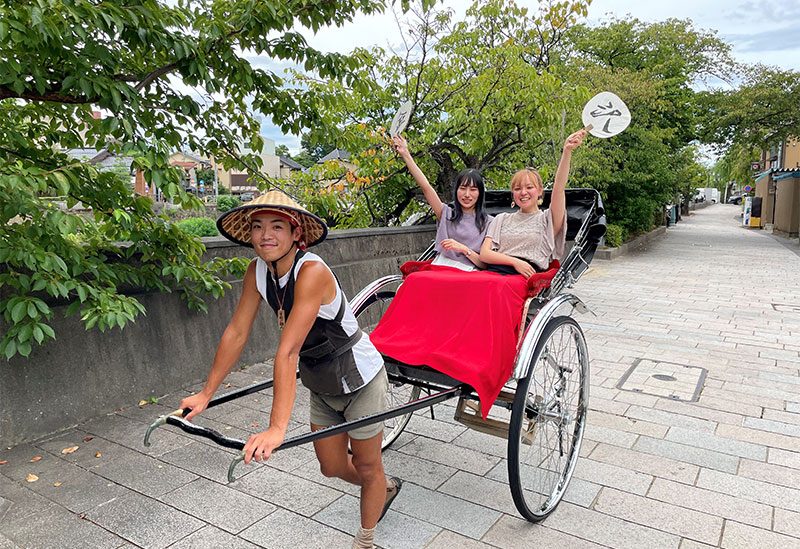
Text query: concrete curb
596 226 666 260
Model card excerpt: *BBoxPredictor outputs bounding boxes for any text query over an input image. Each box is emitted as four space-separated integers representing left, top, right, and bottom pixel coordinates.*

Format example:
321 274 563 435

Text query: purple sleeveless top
433 204 493 268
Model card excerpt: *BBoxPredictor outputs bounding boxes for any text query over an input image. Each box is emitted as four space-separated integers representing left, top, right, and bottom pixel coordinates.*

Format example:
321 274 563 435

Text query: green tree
0 0 426 359
698 65 800 150
559 17 733 233
288 0 591 226
275 144 290 158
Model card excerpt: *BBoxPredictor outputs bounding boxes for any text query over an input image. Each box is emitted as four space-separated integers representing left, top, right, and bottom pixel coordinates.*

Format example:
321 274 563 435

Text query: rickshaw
144 187 606 522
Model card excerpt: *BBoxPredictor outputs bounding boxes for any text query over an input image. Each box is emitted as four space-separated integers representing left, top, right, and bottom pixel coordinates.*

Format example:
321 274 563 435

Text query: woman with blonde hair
481 129 587 276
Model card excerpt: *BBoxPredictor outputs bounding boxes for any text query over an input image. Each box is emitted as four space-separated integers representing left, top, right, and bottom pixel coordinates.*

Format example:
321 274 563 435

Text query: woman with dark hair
393 136 491 271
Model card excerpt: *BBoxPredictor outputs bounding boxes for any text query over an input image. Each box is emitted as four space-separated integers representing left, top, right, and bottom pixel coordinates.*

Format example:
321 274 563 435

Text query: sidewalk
2 204 800 548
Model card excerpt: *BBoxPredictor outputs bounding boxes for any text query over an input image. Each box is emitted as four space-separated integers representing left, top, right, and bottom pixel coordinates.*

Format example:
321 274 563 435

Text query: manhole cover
616 359 706 402
772 303 800 313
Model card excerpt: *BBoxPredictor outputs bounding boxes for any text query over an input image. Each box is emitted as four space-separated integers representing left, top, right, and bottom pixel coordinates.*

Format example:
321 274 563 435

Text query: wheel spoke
508 316 589 522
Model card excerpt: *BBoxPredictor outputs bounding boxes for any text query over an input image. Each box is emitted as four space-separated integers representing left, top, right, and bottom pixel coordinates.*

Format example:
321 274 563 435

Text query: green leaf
4 340 17 360
11 301 27 323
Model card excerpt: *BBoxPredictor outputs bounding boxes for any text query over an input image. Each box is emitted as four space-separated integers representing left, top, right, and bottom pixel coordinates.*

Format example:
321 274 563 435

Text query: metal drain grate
616 358 706 402
772 303 800 313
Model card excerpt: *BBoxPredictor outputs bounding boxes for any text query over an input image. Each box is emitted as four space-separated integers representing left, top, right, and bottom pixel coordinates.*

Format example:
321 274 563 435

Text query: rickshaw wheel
508 315 589 522
351 279 419 450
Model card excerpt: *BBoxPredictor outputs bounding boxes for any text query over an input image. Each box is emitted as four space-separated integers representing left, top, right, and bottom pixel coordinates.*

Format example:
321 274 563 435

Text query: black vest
265 250 364 395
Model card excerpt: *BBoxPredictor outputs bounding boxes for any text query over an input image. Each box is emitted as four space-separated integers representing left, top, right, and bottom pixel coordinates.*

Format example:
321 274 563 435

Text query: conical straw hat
216 190 328 249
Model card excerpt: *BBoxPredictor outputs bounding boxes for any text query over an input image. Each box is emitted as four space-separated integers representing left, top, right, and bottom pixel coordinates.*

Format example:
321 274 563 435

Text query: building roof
318 148 351 163
280 156 304 170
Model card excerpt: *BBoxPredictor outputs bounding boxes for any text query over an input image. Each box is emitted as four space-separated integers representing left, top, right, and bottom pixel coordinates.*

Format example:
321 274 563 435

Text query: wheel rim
512 318 588 519
351 281 416 449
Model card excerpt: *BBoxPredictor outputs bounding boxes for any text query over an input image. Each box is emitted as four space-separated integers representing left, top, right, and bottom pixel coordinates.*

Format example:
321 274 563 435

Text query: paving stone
1 503 125 549
313 493 441 548
159 478 276 534
425 529 497 549
483 459 600 508
379 448 457 490
775 507 800 539
397 436 500 476
544 501 679 549
588 443 699 484
625 406 717 433
633 436 739 473
0 532 18 549
594 488 722 545
587 410 668 438
437 471 518 515
582 423 638 448
762 408 800 427
647 478 772 529
653 398 744 426
696 468 800 512
239 508 353 549
81 413 193 457
768 448 800 470
450 428 507 459
232 465 342 516
290 458 361 497
389 483 501 540
160 441 263 483
167 525 262 549
21 460 128 514
573 458 653 495
664 426 767 460
721 521 800 549
743 416 800 437
738 458 800 490
716 423 800 453
588 396 630 415
405 413 468 443
788 401 800 413
88 491 204 548
482 514 605 549
87 446 198 498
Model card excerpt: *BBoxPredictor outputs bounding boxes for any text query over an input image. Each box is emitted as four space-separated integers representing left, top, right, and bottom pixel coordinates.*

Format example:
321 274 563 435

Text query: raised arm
549 130 586 237
393 135 444 219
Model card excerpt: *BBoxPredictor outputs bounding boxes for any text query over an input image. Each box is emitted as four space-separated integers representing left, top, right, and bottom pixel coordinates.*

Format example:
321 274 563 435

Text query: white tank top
254 252 384 393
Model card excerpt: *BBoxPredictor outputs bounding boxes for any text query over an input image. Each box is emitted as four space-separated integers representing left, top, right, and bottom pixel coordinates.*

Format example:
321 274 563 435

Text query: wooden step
453 393 514 440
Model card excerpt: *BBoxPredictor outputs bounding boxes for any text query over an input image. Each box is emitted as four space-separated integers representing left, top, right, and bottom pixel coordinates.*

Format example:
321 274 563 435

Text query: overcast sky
266 0 800 152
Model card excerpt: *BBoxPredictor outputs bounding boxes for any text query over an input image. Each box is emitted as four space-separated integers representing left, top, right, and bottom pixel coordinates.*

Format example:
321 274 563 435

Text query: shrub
217 195 240 212
176 217 218 237
604 224 627 248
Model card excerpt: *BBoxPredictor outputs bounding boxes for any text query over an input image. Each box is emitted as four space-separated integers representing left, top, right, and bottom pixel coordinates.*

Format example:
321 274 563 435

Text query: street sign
744 185 752 192
751 162 760 171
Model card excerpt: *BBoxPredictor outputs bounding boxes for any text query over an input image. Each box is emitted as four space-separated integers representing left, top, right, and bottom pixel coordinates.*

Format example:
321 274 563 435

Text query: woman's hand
513 258 536 278
440 238 471 256
563 130 586 153
393 135 410 158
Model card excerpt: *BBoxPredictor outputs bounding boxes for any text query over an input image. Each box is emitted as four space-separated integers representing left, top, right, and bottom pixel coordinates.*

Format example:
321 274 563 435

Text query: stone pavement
2 204 800 548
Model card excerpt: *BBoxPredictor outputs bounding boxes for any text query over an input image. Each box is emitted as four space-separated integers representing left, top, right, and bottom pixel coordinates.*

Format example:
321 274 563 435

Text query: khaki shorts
309 367 388 440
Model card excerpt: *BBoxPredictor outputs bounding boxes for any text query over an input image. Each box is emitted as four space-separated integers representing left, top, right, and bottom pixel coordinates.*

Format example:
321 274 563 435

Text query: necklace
269 244 297 330
270 272 288 330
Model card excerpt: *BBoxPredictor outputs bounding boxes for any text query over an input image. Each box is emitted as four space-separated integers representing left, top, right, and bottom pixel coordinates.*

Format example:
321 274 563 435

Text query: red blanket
370 265 542 418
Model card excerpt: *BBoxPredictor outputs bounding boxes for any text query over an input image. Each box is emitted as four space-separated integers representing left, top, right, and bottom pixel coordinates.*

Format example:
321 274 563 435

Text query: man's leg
349 432 387 529
311 424 361 485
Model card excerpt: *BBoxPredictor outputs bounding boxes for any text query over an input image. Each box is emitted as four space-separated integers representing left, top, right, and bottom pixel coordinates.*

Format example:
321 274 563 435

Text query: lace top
485 208 566 271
